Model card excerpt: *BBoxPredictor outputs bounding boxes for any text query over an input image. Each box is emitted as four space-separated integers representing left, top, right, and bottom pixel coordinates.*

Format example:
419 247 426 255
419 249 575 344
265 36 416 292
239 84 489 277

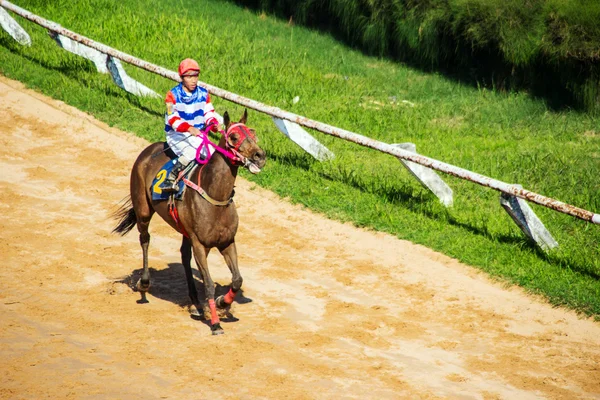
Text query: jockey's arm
165 91 196 134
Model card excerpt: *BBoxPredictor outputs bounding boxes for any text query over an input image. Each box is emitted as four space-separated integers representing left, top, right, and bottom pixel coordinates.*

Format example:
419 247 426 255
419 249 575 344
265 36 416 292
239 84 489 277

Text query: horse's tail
112 196 137 236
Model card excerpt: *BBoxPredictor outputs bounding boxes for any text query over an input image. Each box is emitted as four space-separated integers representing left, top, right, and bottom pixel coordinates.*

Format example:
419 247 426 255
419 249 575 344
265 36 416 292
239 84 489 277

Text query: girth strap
168 198 189 237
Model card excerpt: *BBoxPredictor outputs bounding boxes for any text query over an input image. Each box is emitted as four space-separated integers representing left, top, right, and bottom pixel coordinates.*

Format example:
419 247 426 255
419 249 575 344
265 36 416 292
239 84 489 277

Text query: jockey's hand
206 119 219 133
188 126 201 137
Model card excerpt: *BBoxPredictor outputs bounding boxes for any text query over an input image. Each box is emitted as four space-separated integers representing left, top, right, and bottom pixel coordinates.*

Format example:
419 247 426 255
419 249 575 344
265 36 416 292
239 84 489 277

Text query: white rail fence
2 0 598 252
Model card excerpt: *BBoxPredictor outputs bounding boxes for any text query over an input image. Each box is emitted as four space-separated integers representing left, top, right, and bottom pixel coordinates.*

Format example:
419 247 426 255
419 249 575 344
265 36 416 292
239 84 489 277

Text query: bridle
181 122 259 207
194 122 257 168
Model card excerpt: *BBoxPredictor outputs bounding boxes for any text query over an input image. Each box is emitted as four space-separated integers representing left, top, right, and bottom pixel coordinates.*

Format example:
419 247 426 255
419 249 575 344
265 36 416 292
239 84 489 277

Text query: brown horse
112 110 266 335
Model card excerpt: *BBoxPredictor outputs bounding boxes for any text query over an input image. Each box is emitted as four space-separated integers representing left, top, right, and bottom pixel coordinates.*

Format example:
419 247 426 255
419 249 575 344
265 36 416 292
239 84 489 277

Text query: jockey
161 58 220 192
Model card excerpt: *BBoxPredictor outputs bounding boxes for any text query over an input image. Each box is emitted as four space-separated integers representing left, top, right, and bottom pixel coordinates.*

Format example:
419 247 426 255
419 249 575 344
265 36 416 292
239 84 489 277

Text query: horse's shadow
114 263 252 325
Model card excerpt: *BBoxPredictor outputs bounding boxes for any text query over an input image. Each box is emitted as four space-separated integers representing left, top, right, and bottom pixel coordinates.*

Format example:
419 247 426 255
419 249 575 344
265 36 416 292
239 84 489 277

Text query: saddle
150 143 197 201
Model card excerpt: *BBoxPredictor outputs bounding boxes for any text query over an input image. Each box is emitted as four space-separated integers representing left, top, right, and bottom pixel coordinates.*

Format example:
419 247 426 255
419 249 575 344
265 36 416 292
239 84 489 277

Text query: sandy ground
0 76 599 400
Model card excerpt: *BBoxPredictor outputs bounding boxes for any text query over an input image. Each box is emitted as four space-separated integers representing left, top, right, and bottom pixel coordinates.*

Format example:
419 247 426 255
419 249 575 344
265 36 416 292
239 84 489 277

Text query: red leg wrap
208 299 219 325
223 288 236 305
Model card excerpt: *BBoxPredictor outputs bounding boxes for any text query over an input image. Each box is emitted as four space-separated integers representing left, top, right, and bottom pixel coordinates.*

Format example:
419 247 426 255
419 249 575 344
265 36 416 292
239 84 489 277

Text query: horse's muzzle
247 150 266 174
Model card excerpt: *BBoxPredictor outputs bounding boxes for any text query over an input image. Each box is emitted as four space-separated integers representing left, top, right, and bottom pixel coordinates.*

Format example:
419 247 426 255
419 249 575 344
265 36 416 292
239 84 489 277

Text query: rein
182 123 255 206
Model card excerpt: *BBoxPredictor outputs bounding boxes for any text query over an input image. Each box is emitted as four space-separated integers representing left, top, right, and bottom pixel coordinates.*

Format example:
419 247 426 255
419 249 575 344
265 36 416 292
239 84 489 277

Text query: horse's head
222 109 266 174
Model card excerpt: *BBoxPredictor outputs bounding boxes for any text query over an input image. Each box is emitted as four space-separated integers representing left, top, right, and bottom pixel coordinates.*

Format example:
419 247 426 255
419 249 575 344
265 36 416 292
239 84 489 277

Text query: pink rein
194 123 248 165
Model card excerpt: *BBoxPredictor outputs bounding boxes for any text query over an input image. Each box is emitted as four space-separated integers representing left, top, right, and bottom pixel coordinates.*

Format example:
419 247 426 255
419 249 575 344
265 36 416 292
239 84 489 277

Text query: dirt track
1 76 599 399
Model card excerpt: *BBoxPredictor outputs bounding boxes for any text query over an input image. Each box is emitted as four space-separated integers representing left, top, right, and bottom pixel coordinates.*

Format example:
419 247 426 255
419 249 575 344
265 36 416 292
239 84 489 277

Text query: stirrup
160 180 179 193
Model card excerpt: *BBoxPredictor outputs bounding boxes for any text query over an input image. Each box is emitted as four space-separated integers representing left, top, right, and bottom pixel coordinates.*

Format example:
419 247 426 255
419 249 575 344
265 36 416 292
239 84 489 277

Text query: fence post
106 56 159 98
500 189 558 250
50 31 108 73
392 143 453 207
0 5 29 45
272 117 334 161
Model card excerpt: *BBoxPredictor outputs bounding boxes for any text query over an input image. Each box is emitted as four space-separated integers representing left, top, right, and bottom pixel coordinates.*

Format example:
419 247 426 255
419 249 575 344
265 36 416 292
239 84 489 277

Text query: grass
1 0 599 318
230 0 600 112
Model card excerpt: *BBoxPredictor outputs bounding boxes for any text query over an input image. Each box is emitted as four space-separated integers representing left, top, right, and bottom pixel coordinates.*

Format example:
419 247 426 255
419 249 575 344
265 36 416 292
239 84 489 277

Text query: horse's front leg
189 238 223 335
216 242 242 309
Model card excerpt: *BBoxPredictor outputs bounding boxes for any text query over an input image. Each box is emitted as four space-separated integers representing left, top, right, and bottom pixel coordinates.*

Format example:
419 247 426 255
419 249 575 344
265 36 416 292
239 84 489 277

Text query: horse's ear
240 109 248 125
223 111 230 129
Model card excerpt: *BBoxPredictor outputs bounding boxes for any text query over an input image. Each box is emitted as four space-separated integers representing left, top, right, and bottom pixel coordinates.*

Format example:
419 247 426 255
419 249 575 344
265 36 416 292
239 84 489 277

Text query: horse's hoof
189 304 201 316
136 279 150 292
189 304 203 319
215 295 227 309
211 323 224 335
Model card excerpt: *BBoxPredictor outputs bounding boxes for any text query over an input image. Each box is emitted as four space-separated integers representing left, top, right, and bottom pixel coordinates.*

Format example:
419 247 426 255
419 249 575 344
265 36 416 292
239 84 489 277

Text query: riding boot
161 159 188 192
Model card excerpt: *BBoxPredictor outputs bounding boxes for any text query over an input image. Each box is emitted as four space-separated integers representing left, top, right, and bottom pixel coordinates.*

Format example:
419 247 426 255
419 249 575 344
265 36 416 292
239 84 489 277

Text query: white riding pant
166 131 214 165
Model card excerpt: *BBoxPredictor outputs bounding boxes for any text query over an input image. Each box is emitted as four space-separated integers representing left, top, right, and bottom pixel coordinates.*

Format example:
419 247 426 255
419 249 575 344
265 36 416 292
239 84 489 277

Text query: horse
112 110 266 335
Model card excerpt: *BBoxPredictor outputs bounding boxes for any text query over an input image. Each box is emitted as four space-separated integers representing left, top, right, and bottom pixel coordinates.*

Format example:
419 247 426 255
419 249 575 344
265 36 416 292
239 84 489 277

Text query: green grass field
1 0 599 318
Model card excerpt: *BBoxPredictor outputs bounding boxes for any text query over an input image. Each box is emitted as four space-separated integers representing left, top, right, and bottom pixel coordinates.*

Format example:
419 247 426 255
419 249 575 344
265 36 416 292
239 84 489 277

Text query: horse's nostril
254 150 265 160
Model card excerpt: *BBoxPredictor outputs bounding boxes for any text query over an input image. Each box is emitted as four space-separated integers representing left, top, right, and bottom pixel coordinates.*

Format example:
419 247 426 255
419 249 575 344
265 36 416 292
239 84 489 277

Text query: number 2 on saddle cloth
151 158 186 201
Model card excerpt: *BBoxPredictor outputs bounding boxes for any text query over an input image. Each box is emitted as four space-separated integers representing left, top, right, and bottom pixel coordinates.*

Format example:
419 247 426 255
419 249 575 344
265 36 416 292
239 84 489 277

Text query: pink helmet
178 58 200 76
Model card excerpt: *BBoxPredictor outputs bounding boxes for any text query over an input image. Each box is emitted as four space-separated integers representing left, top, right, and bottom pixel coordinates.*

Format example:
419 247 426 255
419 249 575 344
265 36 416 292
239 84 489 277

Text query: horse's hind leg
131 183 154 297
216 242 242 309
136 212 153 297
180 236 201 314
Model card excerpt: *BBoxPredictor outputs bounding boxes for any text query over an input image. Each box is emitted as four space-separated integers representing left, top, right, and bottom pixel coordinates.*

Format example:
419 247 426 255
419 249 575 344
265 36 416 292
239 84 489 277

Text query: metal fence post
0 5 29 45
272 117 334 161
500 189 559 250
392 143 453 207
